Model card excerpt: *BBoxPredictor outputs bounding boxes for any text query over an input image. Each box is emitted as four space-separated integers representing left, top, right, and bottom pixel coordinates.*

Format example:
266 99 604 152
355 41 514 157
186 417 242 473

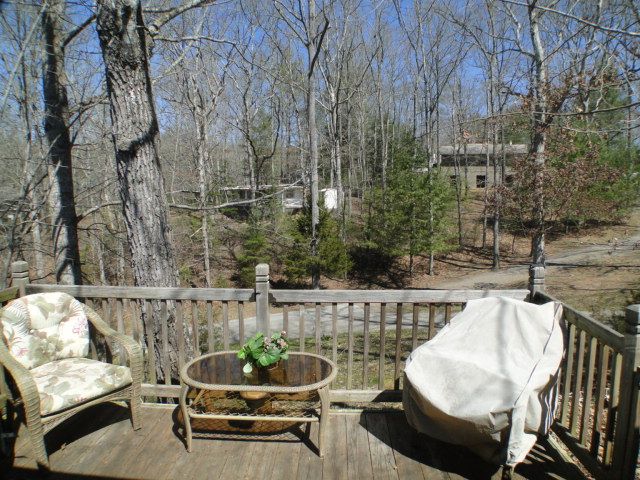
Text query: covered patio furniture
0 292 142 468
403 296 564 470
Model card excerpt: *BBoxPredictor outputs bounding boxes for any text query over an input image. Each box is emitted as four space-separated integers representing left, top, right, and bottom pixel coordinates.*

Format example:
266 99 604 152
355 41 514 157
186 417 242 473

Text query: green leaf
237 350 246 360
280 352 288 360
257 353 270 367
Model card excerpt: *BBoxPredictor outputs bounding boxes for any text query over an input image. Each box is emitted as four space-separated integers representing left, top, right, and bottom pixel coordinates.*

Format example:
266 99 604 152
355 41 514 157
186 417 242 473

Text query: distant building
220 185 303 213
434 143 528 189
220 185 338 213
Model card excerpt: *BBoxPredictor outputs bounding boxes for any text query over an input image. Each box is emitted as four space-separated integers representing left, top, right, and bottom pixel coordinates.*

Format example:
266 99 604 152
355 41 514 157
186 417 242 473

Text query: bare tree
273 0 329 288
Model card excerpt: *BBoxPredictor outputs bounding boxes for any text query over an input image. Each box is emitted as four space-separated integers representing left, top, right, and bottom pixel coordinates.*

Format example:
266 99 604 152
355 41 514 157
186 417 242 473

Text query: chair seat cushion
31 358 132 415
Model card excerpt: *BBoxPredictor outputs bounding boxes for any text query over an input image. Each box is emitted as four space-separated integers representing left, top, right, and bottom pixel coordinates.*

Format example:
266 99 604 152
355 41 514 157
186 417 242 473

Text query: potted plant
237 331 289 374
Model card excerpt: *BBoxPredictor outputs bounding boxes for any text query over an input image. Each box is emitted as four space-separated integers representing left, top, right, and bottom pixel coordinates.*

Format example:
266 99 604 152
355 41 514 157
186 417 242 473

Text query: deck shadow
359 411 585 480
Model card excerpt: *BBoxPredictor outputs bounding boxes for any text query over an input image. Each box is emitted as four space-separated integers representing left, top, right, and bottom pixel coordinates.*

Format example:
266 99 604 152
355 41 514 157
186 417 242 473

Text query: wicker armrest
0 339 41 413
83 305 143 375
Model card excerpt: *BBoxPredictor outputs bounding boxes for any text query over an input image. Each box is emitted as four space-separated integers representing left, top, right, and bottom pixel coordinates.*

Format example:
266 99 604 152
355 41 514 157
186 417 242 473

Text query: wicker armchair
0 292 142 469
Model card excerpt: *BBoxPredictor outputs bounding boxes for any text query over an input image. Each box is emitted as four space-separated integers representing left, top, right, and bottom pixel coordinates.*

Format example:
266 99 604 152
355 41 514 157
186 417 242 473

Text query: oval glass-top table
179 351 337 456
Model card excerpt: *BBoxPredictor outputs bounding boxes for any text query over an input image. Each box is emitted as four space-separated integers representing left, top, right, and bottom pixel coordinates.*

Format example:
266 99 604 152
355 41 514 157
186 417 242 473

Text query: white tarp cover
403 297 564 466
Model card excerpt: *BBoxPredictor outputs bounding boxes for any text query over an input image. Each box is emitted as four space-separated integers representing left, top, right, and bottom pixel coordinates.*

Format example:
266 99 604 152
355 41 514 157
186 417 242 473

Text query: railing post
612 304 640 479
10 261 29 296
528 263 545 300
255 264 271 335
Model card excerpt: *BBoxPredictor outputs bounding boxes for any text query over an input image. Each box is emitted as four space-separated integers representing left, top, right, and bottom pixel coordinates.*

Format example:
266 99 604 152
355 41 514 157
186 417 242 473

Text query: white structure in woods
219 185 338 213
321 188 337 211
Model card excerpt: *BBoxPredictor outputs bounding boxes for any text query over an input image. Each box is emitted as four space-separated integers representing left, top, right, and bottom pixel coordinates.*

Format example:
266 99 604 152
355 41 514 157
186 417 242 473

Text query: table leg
179 383 192 452
318 385 330 457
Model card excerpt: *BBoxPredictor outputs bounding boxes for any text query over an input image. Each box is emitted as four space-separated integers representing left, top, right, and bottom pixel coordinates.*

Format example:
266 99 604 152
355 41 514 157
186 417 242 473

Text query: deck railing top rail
24 284 255 302
534 290 624 352
271 288 529 304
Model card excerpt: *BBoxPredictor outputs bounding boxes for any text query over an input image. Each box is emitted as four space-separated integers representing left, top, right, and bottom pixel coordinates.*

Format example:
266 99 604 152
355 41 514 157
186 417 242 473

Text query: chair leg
501 465 514 480
129 391 142 431
25 414 49 469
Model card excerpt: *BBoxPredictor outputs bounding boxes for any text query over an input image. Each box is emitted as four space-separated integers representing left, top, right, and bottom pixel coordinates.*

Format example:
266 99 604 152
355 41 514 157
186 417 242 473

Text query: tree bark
96 0 189 382
42 0 82 285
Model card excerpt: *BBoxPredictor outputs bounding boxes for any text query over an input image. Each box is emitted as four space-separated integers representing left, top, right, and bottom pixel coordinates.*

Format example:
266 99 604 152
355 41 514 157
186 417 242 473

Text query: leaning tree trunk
42 0 82 285
96 0 191 382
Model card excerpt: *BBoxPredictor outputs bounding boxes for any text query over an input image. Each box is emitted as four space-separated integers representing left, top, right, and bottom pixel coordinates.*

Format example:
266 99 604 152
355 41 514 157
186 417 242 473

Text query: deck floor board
2 404 585 479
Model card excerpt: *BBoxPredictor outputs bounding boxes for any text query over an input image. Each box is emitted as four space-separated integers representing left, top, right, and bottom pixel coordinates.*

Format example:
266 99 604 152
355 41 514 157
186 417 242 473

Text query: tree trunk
529 1 547 266
42 0 82 285
96 0 189 382
308 0 320 290
194 89 212 287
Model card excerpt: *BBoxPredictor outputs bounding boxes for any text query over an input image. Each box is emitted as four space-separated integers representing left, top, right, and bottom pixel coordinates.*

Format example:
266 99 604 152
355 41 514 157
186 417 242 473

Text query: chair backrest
1 292 89 369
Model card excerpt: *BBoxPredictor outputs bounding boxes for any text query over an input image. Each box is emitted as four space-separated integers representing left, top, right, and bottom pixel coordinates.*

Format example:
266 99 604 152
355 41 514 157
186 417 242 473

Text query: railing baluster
206 301 214 353
590 343 610 458
176 300 185 369
570 330 587 437
394 303 403 390
102 299 111 327
445 303 452 324
222 301 229 350
131 299 141 343
411 304 419 351
580 335 597 445
299 304 305 352
428 303 436 339
561 323 577 426
283 305 289 339
315 302 321 355
238 301 245 345
363 303 370 389
191 301 199 355
604 352 622 466
331 303 337 365
378 302 386 390
144 300 156 384
161 301 170 385
347 303 354 390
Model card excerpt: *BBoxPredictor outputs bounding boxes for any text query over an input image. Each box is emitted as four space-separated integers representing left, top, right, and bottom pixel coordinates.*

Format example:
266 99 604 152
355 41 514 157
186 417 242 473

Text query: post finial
10 260 30 295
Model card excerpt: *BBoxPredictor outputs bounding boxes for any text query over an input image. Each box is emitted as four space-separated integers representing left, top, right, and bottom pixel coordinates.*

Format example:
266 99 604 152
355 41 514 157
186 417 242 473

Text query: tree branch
500 0 640 38
62 14 96 48
147 0 216 37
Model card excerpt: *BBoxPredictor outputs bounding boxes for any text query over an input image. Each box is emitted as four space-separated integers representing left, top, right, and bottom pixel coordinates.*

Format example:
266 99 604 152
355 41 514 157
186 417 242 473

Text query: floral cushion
31 357 132 415
1 292 90 370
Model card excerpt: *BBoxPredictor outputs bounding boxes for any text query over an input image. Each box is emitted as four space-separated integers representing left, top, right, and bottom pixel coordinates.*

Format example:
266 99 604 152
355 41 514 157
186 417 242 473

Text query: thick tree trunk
96 0 189 382
42 0 82 285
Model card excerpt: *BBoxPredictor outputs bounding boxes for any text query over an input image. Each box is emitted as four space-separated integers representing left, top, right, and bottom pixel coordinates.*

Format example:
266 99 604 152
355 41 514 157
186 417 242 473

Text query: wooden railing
534 291 640 480
8 262 529 402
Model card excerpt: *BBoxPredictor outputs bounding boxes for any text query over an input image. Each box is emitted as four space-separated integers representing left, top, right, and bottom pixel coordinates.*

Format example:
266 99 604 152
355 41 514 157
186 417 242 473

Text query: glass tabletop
184 352 334 389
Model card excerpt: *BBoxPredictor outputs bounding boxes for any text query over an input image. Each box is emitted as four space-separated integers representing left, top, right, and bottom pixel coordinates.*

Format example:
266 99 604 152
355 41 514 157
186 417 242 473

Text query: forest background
0 0 638 332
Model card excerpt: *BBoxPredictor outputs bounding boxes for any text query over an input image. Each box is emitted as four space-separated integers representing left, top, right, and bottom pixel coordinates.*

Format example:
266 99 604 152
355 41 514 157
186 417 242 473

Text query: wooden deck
2 403 585 480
